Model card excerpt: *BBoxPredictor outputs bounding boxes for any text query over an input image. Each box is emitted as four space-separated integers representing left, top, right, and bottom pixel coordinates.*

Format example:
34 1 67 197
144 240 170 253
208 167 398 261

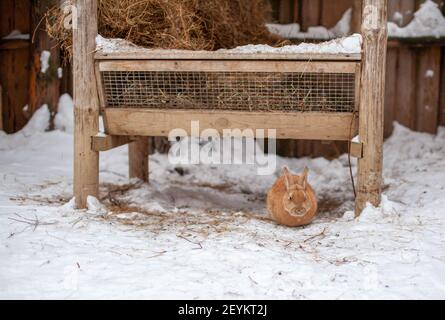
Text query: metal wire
101 71 356 113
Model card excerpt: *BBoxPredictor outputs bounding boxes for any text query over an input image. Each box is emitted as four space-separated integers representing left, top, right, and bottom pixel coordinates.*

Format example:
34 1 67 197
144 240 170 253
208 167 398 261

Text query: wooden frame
73 0 387 217
103 109 358 141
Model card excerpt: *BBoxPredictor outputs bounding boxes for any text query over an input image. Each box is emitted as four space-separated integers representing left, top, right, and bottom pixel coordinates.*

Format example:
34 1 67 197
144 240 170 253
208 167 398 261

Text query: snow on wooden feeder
73 0 388 216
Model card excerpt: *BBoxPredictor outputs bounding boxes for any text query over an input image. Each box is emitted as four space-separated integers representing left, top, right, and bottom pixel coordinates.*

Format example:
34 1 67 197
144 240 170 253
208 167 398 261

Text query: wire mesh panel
101 70 356 113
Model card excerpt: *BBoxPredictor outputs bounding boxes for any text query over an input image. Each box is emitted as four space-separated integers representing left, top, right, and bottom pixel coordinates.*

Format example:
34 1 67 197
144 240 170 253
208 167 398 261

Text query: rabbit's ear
283 167 293 191
299 167 309 189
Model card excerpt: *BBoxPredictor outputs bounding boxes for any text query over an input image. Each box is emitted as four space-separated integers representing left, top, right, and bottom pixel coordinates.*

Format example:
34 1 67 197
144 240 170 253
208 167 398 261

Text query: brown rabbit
267 167 318 227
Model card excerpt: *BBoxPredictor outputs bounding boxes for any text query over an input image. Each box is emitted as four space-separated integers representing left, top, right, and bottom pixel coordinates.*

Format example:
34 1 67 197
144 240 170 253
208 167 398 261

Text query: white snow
57 67 63 79
2 30 30 40
40 50 51 74
426 69 435 78
224 34 362 55
96 34 362 55
1 103 445 299
96 35 139 53
86 196 108 215
54 94 74 133
388 0 445 38
392 12 404 26
267 8 352 40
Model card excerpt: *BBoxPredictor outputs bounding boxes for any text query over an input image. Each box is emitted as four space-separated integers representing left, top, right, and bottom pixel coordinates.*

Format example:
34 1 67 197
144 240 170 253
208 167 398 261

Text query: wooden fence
270 0 445 157
0 0 65 133
1 0 444 158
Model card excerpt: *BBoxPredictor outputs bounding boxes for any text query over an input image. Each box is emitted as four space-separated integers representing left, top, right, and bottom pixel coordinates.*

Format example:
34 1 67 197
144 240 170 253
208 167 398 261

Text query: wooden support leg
129 137 150 182
73 0 100 209
74 112 99 208
355 0 388 215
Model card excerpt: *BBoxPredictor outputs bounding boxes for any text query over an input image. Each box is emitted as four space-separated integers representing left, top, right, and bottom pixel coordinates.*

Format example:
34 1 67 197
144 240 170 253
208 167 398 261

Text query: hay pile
46 0 285 60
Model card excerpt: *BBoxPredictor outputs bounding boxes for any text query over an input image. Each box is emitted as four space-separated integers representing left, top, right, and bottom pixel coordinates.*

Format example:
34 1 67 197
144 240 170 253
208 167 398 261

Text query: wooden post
73 0 100 208
356 0 388 215
129 137 150 182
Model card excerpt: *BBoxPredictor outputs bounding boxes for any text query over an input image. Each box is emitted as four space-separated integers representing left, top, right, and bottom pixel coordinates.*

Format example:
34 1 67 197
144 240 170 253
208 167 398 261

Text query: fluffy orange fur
267 167 318 227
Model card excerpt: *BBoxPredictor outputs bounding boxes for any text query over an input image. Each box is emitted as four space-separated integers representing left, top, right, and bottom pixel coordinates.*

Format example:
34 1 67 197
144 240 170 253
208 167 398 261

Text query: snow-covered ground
1 102 445 300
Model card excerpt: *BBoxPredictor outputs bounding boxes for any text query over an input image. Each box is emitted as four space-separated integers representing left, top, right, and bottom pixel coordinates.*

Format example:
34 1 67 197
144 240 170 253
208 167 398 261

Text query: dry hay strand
98 182 272 236
104 66 352 113
105 204 272 237
45 0 286 62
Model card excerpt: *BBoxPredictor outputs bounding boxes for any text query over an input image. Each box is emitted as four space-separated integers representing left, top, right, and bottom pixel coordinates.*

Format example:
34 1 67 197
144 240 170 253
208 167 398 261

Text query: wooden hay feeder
74 0 388 216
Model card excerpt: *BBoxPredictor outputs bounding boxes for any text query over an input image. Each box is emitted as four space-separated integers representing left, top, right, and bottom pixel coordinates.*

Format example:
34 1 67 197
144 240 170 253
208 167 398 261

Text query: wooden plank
98 60 359 73
416 46 441 134
0 0 30 37
388 0 416 27
92 134 135 151
440 48 445 126
0 47 30 133
350 141 364 158
384 46 398 137
95 50 361 61
292 0 300 24
352 0 363 33
279 0 293 23
356 0 388 215
0 0 31 133
28 0 61 126
301 0 321 30
73 0 100 209
0 39 29 50
320 0 355 29
103 109 358 141
129 137 150 182
395 46 417 129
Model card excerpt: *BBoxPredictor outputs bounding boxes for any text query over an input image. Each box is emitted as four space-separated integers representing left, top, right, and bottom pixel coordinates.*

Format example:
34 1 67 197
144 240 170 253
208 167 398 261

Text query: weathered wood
98 60 359 73
29 0 61 128
384 47 398 137
356 0 388 215
92 134 135 152
0 0 31 133
129 137 150 182
416 46 441 134
0 39 29 50
440 48 445 126
73 0 100 209
352 0 363 33
279 0 294 23
103 109 359 141
388 0 416 27
301 0 321 30
321 0 354 29
350 141 364 158
95 50 361 61
395 46 417 129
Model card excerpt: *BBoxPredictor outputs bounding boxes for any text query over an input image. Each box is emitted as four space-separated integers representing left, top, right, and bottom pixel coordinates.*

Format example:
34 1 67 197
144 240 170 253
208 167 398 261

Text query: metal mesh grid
101 71 356 113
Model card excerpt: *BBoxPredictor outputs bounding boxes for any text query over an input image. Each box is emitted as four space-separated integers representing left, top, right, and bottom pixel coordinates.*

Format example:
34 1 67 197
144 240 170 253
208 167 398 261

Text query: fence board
0 0 31 133
416 47 441 134
320 0 354 29
384 47 398 137
29 0 61 130
395 46 417 130
440 48 445 126
300 0 321 29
